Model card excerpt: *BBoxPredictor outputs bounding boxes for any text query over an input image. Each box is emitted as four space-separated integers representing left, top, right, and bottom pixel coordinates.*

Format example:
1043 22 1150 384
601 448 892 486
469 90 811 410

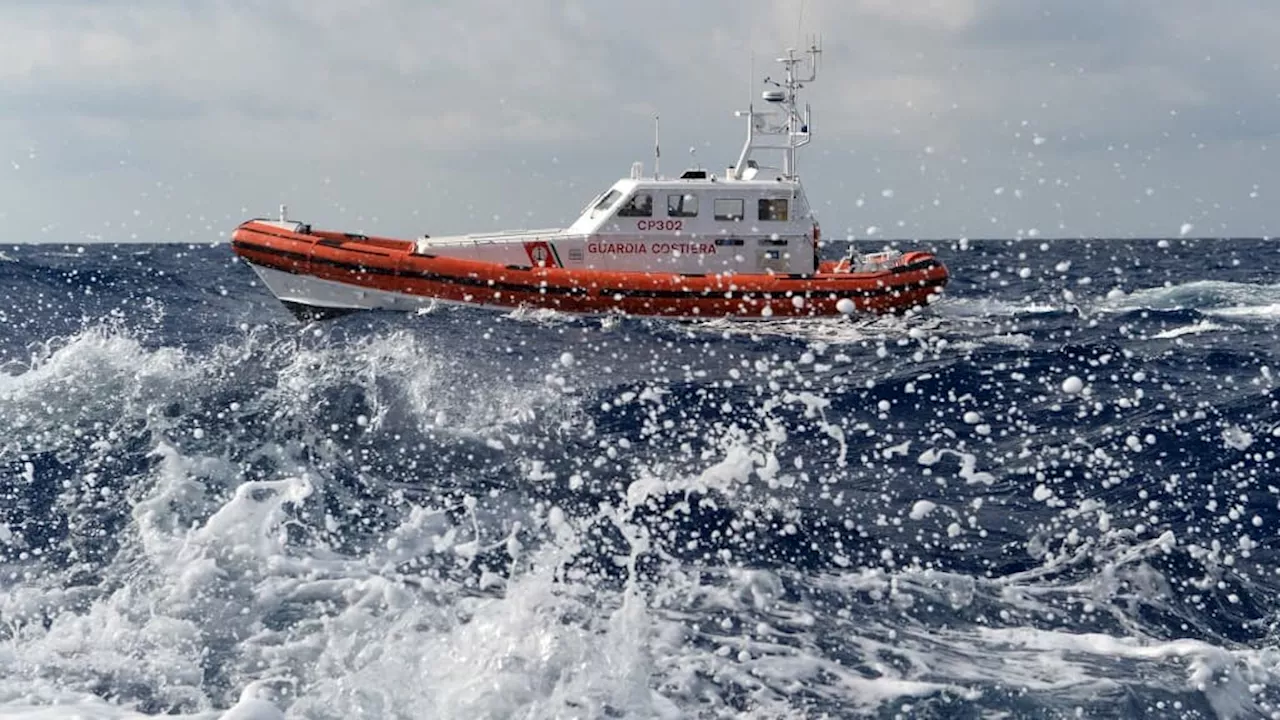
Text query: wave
1098 279 1280 316
3 243 1280 718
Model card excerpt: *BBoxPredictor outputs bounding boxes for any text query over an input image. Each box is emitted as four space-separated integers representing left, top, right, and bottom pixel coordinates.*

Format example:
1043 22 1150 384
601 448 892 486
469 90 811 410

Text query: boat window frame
667 193 699 218
758 198 790 221
590 189 623 218
616 192 654 218
714 198 745 222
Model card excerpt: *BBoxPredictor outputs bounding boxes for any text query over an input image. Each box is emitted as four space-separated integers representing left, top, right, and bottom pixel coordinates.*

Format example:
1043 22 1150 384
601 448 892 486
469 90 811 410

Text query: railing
445 228 570 243
414 229 591 255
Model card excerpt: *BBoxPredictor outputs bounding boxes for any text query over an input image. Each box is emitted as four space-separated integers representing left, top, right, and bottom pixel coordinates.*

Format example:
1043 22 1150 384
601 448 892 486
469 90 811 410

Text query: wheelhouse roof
606 175 804 192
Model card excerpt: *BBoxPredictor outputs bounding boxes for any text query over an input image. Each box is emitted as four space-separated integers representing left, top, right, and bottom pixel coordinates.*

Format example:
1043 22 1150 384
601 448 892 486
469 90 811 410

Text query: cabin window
760 238 789 247
591 189 622 217
715 237 744 246
617 193 654 217
758 198 789 221
667 193 698 217
714 198 744 221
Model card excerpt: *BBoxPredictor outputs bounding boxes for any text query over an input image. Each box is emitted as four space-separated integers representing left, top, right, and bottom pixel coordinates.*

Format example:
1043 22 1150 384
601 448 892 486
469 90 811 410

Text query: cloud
1 0 1278 241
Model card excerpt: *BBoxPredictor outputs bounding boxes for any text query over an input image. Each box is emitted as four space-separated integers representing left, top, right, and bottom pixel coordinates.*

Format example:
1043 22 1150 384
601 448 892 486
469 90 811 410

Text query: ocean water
1 238 1279 719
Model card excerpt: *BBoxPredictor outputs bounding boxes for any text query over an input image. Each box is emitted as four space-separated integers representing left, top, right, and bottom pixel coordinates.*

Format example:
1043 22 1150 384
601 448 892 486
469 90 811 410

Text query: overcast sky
2 0 1278 243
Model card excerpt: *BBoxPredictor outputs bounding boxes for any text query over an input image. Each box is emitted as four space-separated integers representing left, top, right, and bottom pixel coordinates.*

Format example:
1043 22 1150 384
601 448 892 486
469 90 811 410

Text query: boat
230 43 948 320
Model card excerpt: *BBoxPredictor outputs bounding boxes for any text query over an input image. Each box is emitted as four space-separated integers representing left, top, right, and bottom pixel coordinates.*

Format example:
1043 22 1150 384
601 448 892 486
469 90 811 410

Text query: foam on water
938 296 1066 319
0 324 990 718
683 313 943 346
1203 303 1280 320
1150 320 1229 339
1098 279 1280 316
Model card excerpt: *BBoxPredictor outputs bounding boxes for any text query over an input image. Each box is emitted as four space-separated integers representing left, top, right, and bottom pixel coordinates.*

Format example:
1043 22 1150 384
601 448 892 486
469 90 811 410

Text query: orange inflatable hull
230 221 948 319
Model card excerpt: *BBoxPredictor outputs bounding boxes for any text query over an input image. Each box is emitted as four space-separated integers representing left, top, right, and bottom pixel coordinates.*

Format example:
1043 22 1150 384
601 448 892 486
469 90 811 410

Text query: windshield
590 189 622 217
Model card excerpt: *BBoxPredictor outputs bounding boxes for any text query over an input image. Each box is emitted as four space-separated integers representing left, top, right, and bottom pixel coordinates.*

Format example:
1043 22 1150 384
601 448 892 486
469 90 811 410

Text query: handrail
463 228 568 241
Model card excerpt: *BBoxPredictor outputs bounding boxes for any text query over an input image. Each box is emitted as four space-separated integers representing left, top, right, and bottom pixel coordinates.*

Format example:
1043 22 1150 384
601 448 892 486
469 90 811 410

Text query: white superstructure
415 42 826 275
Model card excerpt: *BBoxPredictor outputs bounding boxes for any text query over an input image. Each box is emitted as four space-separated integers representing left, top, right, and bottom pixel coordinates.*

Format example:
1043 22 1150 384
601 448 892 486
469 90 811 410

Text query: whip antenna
654 114 661 179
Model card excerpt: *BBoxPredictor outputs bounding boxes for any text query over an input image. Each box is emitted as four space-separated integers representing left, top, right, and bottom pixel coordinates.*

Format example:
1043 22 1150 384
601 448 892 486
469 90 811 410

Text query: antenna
654 114 661 179
796 0 806 52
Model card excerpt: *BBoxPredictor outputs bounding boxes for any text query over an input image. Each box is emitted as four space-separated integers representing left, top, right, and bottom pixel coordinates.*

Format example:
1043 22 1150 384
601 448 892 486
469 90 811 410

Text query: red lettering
647 242 718 255
636 219 683 232
587 242 650 254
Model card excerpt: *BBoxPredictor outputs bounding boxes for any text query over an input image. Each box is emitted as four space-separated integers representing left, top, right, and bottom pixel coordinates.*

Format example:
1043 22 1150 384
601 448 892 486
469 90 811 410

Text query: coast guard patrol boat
231 43 948 319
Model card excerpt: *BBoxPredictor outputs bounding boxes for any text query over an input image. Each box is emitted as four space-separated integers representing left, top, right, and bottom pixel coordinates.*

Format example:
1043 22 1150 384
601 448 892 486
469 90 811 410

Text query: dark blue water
1 239 1278 719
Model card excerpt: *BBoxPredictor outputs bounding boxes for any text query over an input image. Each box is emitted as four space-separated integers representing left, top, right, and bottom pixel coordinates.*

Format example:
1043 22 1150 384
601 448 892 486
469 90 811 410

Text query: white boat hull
246 263 436 315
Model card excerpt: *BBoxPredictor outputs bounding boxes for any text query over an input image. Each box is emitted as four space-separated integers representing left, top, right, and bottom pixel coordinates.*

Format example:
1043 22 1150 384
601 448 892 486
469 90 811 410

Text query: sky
2 0 1278 243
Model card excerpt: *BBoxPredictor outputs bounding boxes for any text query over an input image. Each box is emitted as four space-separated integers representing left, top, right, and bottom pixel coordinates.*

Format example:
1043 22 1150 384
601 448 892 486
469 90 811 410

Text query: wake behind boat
231 43 949 320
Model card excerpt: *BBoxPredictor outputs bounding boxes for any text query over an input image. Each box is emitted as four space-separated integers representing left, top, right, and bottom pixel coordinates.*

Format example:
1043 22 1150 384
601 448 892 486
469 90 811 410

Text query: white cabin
415 43 825 276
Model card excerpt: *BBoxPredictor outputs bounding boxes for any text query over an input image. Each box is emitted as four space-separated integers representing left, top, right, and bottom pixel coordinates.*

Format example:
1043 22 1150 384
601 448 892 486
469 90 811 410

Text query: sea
1 238 1278 719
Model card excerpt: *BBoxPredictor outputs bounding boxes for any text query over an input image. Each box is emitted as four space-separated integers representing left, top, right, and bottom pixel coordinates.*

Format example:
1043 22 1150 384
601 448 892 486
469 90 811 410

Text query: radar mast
731 39 822 181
